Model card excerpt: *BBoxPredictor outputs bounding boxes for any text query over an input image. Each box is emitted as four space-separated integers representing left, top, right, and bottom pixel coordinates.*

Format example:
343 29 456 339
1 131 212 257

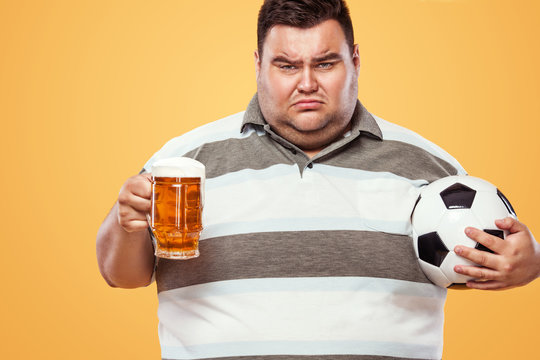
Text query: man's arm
96 174 155 288
453 217 540 290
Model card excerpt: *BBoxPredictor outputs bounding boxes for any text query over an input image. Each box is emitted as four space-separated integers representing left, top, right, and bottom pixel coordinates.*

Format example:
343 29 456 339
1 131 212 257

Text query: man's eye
280 64 296 71
317 62 333 69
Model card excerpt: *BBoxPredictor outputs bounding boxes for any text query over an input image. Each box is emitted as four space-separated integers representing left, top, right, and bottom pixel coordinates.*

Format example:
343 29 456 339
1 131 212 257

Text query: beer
150 158 205 259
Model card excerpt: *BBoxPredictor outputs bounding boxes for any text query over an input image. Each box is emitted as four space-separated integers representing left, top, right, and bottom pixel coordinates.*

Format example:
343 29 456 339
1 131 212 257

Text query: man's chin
287 129 336 151
291 113 329 133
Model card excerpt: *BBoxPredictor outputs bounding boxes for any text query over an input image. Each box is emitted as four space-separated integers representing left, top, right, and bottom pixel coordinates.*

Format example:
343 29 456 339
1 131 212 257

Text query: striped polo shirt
143 95 466 360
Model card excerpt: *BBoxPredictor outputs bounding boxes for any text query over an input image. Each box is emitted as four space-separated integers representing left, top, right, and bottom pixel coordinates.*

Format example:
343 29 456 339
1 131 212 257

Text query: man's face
255 19 360 152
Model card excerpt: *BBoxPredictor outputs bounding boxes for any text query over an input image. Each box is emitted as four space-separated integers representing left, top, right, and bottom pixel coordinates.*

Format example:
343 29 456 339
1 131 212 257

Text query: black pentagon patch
418 232 449 267
475 229 504 253
440 183 477 209
497 189 517 216
484 229 504 239
475 243 494 254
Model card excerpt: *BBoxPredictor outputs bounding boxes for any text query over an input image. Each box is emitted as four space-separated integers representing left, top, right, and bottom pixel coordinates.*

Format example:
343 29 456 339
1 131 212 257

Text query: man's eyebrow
271 52 343 65
271 56 302 65
313 52 343 62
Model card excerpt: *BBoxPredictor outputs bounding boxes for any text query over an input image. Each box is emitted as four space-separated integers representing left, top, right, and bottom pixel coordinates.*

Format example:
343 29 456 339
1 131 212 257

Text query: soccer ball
411 175 517 288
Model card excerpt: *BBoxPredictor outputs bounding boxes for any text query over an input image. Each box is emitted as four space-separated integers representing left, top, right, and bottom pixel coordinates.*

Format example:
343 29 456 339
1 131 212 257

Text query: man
96 0 539 359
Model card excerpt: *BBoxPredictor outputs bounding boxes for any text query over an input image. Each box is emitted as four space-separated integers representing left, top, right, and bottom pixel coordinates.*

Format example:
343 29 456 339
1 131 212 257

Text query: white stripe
158 277 446 359
373 114 467 175
202 164 422 238
206 163 429 189
143 111 258 171
160 276 447 299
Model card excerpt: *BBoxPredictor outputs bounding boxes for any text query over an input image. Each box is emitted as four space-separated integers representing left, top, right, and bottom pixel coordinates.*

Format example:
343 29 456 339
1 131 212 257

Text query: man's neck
304 149 320 158
302 121 353 159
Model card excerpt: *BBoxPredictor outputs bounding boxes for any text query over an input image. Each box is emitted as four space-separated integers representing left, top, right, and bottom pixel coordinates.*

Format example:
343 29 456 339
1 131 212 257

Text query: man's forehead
262 20 347 59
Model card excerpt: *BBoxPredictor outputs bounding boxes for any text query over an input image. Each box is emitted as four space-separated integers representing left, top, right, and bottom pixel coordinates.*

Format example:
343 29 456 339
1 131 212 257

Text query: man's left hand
453 217 540 290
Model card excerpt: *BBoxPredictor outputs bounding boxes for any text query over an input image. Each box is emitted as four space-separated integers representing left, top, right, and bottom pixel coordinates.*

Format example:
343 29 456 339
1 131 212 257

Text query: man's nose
297 67 318 93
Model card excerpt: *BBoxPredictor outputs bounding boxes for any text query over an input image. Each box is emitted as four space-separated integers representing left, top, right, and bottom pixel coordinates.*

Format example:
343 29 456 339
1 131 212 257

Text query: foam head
151 157 205 179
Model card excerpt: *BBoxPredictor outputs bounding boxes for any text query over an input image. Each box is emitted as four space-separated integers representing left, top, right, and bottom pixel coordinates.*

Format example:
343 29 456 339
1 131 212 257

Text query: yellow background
1 0 538 358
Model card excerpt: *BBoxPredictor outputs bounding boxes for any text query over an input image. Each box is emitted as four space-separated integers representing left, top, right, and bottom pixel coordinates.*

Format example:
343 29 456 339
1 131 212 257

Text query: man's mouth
293 99 323 110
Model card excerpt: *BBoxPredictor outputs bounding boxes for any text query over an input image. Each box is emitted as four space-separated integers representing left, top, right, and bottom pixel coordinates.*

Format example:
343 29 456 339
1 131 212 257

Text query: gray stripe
184 131 296 179
321 137 458 183
164 355 433 360
184 130 456 182
177 95 457 182
156 230 430 293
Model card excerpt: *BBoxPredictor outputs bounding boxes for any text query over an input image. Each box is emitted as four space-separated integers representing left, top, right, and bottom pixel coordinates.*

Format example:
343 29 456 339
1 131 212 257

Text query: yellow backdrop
1 0 538 359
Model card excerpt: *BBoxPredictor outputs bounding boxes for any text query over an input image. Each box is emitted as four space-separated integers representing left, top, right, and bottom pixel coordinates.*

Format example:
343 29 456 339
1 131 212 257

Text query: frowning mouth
292 99 324 110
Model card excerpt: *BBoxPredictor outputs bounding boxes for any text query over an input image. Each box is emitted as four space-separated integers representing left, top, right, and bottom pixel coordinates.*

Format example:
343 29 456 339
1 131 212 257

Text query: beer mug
149 157 205 259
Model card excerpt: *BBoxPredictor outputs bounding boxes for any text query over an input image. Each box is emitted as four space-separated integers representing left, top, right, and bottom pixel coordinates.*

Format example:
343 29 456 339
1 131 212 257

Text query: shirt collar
241 94 383 141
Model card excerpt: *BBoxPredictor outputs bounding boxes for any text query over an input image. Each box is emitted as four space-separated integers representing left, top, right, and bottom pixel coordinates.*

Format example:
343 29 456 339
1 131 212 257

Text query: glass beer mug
149 157 205 259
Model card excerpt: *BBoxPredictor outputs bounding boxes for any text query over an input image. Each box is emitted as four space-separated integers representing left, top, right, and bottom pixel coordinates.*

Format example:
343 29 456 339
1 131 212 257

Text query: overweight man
97 1 540 359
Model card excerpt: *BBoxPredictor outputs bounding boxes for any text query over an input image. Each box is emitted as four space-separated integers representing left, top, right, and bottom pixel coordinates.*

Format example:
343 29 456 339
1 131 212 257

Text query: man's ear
254 50 261 78
352 44 360 74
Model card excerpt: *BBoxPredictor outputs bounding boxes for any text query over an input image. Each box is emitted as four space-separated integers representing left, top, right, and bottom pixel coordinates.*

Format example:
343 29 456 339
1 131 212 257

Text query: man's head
257 0 355 59
255 0 360 153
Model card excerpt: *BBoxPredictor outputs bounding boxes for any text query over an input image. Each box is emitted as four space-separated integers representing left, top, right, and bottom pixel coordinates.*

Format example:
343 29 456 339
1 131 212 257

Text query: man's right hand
96 173 155 288
117 173 153 233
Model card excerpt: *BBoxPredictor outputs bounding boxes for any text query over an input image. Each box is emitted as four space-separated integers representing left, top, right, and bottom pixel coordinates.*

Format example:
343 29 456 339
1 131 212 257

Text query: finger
454 244 499 269
459 245 498 268
121 219 151 233
495 216 526 234
454 264 500 281
117 208 151 232
463 227 506 254
123 174 152 199
118 192 151 212
465 280 510 291
117 201 150 223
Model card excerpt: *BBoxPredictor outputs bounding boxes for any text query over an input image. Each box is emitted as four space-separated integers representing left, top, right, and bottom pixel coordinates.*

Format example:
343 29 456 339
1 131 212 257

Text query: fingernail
455 265 462 273
465 227 473 235
455 246 462 255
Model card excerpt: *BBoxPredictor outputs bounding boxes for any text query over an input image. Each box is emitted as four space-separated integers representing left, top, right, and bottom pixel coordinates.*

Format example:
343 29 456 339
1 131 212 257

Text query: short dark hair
257 0 355 57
